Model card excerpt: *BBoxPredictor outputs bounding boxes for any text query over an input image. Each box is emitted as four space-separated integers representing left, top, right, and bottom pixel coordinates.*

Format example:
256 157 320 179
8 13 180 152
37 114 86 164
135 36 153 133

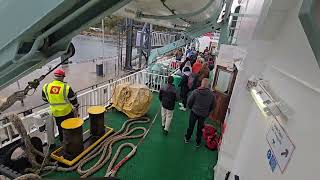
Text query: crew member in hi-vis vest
42 69 79 144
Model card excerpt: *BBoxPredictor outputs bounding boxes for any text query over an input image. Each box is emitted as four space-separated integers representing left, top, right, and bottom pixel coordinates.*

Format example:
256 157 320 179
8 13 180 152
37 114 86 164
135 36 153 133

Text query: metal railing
0 70 168 148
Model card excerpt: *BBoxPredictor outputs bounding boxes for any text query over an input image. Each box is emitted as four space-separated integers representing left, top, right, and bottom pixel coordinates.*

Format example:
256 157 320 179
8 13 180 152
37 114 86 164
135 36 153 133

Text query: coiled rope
9 108 159 178
41 112 159 177
42 84 158 177
4 82 158 178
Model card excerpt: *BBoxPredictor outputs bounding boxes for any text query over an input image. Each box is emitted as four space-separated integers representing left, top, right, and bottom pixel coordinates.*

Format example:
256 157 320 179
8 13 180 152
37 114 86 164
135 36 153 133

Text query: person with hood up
178 61 192 111
184 78 215 147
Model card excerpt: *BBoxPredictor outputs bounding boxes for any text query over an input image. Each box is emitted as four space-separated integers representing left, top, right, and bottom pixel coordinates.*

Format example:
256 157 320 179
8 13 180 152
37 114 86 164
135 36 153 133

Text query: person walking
42 69 79 144
159 76 178 135
184 78 215 147
179 62 192 111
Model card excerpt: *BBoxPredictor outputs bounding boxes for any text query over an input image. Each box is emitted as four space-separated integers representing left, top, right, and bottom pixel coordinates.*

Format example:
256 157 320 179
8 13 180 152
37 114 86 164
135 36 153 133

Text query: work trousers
161 107 174 131
54 111 75 142
185 111 206 144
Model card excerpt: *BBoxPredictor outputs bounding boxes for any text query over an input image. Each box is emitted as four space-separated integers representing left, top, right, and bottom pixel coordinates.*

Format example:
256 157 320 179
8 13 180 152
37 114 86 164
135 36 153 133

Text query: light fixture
250 88 268 117
247 78 283 118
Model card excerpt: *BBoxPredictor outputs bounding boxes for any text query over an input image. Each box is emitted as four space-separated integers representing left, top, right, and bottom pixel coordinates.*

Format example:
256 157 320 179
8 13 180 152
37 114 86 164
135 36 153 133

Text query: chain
0 56 70 115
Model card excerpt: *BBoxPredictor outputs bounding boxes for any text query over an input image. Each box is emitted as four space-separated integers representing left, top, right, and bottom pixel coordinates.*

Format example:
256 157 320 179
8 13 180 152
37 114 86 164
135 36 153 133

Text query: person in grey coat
184 78 215 147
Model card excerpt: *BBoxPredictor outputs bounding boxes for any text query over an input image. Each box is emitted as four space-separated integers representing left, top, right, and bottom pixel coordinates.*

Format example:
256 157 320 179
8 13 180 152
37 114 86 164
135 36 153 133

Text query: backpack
188 74 196 89
206 135 219 150
202 124 215 140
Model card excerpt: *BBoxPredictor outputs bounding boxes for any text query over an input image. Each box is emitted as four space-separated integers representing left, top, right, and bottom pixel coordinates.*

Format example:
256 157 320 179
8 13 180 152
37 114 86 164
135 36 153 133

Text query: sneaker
179 103 184 107
184 137 190 144
179 107 187 111
196 143 201 148
163 130 168 136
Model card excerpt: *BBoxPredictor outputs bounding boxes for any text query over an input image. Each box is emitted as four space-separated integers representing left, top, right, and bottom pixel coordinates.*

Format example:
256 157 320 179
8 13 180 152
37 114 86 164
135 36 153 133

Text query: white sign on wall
266 119 295 173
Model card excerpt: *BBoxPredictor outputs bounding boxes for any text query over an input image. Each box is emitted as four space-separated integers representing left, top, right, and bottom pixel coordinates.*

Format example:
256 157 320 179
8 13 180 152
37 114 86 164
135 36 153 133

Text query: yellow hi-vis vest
43 80 73 117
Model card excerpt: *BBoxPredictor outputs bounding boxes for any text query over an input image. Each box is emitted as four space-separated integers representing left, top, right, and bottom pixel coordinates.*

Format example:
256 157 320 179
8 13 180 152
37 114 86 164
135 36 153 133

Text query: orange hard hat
54 69 65 77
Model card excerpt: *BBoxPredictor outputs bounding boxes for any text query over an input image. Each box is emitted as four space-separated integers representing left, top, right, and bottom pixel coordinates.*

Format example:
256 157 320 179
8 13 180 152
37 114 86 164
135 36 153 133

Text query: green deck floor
46 94 218 180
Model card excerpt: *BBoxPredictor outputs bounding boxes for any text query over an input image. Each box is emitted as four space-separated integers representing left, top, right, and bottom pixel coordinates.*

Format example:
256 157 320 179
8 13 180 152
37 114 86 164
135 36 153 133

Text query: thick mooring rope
8 111 159 178
3 84 159 178
42 113 159 177
8 114 41 169
13 173 41 180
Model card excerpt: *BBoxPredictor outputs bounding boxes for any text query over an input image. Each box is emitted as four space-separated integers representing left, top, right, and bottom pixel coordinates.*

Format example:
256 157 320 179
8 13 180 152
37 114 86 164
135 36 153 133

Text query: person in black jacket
184 78 215 147
178 65 192 111
179 57 191 72
159 76 178 135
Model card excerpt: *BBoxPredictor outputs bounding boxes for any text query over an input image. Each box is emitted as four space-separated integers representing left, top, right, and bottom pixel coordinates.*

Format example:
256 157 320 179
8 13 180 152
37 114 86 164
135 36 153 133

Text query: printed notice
266 120 295 173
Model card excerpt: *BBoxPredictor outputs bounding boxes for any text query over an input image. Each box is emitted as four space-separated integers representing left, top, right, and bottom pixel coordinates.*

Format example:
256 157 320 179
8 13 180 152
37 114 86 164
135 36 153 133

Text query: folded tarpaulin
112 83 152 118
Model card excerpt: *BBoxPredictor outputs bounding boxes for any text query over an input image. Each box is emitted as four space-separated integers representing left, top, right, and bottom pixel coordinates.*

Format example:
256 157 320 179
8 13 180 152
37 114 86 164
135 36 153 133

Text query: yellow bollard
87 106 106 137
61 118 84 160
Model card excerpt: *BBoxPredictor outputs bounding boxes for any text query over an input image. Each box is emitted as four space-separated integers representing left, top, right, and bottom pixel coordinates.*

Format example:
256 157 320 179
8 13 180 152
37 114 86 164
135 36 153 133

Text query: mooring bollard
61 118 84 160
88 106 106 137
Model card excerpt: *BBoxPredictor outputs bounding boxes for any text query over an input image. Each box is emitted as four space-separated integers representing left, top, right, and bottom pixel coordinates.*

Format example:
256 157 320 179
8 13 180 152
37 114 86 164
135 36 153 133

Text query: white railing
0 70 168 148
151 32 176 47
136 31 176 47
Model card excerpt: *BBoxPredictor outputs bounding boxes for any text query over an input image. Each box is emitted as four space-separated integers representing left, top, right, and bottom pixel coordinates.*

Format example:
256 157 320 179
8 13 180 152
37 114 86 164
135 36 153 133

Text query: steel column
124 18 133 70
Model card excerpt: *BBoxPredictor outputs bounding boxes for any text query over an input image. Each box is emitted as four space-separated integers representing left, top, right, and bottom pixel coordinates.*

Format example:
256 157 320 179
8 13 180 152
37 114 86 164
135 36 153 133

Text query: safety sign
267 149 277 172
266 119 295 173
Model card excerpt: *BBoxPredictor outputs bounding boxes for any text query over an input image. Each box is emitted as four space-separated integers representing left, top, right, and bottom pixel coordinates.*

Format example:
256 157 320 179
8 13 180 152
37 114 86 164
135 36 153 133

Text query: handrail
14 72 133 116
0 70 169 148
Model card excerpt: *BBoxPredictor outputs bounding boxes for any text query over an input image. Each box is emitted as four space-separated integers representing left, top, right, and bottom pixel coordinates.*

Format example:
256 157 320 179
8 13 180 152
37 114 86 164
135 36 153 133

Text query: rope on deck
13 173 41 180
42 112 159 177
4 84 159 178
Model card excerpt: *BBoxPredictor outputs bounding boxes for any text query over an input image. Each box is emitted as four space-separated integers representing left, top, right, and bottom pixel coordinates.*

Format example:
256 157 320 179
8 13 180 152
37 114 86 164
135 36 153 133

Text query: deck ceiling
114 0 222 29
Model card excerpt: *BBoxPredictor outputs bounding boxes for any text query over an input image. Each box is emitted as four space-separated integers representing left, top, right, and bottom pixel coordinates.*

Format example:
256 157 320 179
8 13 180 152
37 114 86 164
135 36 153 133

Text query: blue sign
267 149 277 172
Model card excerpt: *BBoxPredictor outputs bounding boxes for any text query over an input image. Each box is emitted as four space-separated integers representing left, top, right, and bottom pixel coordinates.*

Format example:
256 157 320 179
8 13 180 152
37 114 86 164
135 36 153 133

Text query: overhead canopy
114 0 223 29
0 0 226 90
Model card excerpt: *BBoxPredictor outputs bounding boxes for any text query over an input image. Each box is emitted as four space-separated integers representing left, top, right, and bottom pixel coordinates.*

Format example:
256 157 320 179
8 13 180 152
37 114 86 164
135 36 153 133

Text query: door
211 65 237 123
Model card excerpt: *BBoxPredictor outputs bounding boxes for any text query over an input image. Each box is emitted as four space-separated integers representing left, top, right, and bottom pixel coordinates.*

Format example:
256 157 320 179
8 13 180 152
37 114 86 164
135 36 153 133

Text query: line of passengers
159 47 216 147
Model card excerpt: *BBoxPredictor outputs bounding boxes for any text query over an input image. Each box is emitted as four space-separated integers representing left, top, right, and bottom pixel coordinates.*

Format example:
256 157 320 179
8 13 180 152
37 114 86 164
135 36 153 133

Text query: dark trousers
182 94 188 108
54 111 75 142
185 111 206 144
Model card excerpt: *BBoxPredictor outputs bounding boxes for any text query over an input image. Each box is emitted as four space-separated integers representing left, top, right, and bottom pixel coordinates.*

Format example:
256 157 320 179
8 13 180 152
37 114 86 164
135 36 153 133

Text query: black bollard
61 118 84 160
88 106 105 137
